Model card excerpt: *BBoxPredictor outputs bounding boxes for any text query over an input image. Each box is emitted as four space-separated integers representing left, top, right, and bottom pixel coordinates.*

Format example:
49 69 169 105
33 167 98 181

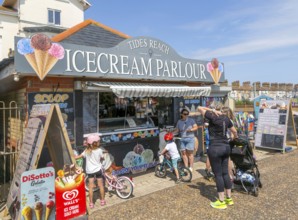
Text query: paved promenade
88 148 298 220
0 148 288 220
87 148 274 215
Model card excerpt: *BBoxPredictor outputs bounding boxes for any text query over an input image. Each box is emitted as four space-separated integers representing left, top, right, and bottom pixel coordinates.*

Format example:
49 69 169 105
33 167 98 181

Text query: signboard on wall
28 92 75 145
82 92 98 134
202 96 225 107
6 104 75 219
183 98 202 114
255 100 297 151
15 36 225 84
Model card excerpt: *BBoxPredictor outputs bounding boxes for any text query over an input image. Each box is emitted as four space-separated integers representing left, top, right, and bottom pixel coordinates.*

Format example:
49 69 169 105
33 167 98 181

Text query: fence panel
0 101 23 209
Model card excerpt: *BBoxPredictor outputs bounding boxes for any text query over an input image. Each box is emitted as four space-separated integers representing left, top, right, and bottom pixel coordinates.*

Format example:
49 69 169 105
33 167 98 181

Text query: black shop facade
13 34 228 175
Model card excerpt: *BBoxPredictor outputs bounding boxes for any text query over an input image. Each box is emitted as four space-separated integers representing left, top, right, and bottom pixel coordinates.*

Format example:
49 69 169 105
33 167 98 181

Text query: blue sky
85 0 298 84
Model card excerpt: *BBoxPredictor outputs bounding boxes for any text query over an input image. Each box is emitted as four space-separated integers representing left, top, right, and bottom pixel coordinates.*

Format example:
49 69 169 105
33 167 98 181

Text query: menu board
28 92 75 145
255 100 297 151
6 104 51 219
6 104 75 220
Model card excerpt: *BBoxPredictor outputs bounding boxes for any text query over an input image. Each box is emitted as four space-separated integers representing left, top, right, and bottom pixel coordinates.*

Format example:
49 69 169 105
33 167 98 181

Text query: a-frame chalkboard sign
6 104 75 220
255 99 298 152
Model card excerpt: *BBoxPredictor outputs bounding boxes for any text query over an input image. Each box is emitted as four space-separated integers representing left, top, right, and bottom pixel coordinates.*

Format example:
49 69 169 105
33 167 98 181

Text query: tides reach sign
15 36 225 83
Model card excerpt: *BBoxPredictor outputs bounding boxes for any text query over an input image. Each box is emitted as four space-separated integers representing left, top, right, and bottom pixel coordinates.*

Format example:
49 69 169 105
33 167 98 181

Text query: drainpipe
74 81 84 147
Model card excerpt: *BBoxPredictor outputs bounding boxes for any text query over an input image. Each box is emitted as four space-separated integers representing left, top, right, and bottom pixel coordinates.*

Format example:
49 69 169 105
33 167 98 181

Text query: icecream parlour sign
14 34 224 83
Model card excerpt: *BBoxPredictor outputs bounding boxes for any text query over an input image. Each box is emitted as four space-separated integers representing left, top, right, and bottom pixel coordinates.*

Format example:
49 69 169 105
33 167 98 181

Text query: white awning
84 81 211 98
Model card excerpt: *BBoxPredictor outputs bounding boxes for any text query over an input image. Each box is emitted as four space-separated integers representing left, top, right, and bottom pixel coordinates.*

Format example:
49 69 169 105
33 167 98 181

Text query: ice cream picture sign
17 34 65 81
206 58 223 85
55 164 86 219
20 167 56 220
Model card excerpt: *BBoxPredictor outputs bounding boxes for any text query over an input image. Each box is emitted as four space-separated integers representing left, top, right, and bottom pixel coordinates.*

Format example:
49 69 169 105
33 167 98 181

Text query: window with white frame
48 9 61 25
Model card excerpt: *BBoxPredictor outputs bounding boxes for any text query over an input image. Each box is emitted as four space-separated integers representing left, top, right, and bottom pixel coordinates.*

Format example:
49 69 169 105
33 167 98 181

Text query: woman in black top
198 105 238 209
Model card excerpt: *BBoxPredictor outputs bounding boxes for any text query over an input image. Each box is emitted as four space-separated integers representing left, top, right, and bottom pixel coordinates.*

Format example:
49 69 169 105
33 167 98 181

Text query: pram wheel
252 186 259 197
258 181 263 188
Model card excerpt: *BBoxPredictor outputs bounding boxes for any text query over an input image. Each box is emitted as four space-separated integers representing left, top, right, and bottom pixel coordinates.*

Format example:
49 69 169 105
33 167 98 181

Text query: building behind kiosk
0 19 231 176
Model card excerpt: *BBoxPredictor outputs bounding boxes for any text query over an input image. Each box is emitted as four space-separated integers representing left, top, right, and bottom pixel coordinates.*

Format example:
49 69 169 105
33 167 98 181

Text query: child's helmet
164 132 173 141
87 134 100 145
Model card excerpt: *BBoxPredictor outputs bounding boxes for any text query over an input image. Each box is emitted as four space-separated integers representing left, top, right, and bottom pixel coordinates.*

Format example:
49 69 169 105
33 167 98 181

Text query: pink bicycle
74 147 134 199
84 167 134 199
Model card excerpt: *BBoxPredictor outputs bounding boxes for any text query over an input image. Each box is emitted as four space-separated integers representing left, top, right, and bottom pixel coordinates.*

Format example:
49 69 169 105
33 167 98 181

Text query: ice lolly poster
20 167 56 220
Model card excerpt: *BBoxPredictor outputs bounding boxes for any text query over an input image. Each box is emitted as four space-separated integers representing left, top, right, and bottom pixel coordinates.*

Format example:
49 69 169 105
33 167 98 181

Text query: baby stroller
229 137 262 197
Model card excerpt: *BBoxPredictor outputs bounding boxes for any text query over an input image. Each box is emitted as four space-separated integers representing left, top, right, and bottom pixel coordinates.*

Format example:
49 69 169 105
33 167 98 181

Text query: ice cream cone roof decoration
207 57 224 85
49 43 65 59
211 58 219 69
17 33 65 81
31 33 52 51
17 38 34 55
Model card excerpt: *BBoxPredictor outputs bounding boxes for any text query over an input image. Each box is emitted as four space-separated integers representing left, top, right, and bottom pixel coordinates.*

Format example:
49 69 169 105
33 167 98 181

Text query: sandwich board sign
6 104 77 220
255 99 298 152
20 167 56 220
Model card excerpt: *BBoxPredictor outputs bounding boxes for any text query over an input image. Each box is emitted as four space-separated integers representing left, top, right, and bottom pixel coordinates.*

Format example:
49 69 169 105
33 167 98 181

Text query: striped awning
84 82 211 98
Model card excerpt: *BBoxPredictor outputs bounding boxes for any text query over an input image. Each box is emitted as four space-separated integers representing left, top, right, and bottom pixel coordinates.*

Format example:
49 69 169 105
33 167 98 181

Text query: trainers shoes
205 169 214 178
210 199 227 210
175 178 182 184
224 197 234 206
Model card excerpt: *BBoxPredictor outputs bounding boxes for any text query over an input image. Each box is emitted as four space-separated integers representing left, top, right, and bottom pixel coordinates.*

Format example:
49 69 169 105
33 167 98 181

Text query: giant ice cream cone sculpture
17 33 65 81
45 200 55 220
21 206 32 220
207 58 224 84
34 202 43 220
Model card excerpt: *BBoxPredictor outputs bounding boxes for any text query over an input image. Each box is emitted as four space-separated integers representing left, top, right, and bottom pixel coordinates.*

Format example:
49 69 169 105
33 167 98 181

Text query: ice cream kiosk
0 20 228 183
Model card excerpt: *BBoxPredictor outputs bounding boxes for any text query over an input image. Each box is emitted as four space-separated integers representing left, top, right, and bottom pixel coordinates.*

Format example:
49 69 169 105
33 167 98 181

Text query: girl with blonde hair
75 134 106 208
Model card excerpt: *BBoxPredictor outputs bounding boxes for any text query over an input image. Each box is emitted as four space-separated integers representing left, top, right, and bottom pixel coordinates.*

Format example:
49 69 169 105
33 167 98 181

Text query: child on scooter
159 132 182 184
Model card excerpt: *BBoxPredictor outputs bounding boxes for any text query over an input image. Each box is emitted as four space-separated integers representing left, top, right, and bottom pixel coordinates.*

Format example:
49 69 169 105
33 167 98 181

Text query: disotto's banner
20 167 56 220
14 35 225 84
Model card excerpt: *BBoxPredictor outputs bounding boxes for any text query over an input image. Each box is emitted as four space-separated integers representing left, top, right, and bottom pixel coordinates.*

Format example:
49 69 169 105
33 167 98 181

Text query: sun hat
87 134 100 145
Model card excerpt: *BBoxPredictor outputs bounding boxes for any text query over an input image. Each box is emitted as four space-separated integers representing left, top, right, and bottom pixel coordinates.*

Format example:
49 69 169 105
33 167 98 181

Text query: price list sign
255 100 294 151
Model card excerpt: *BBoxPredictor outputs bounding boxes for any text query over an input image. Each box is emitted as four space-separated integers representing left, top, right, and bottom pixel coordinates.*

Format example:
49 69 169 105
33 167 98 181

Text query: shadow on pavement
187 180 217 201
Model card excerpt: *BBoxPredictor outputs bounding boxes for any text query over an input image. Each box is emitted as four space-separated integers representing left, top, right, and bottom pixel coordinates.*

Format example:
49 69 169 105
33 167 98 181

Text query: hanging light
13 73 20 82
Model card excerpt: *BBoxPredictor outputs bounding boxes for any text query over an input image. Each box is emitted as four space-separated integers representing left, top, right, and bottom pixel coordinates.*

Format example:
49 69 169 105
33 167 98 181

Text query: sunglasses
182 113 189 116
